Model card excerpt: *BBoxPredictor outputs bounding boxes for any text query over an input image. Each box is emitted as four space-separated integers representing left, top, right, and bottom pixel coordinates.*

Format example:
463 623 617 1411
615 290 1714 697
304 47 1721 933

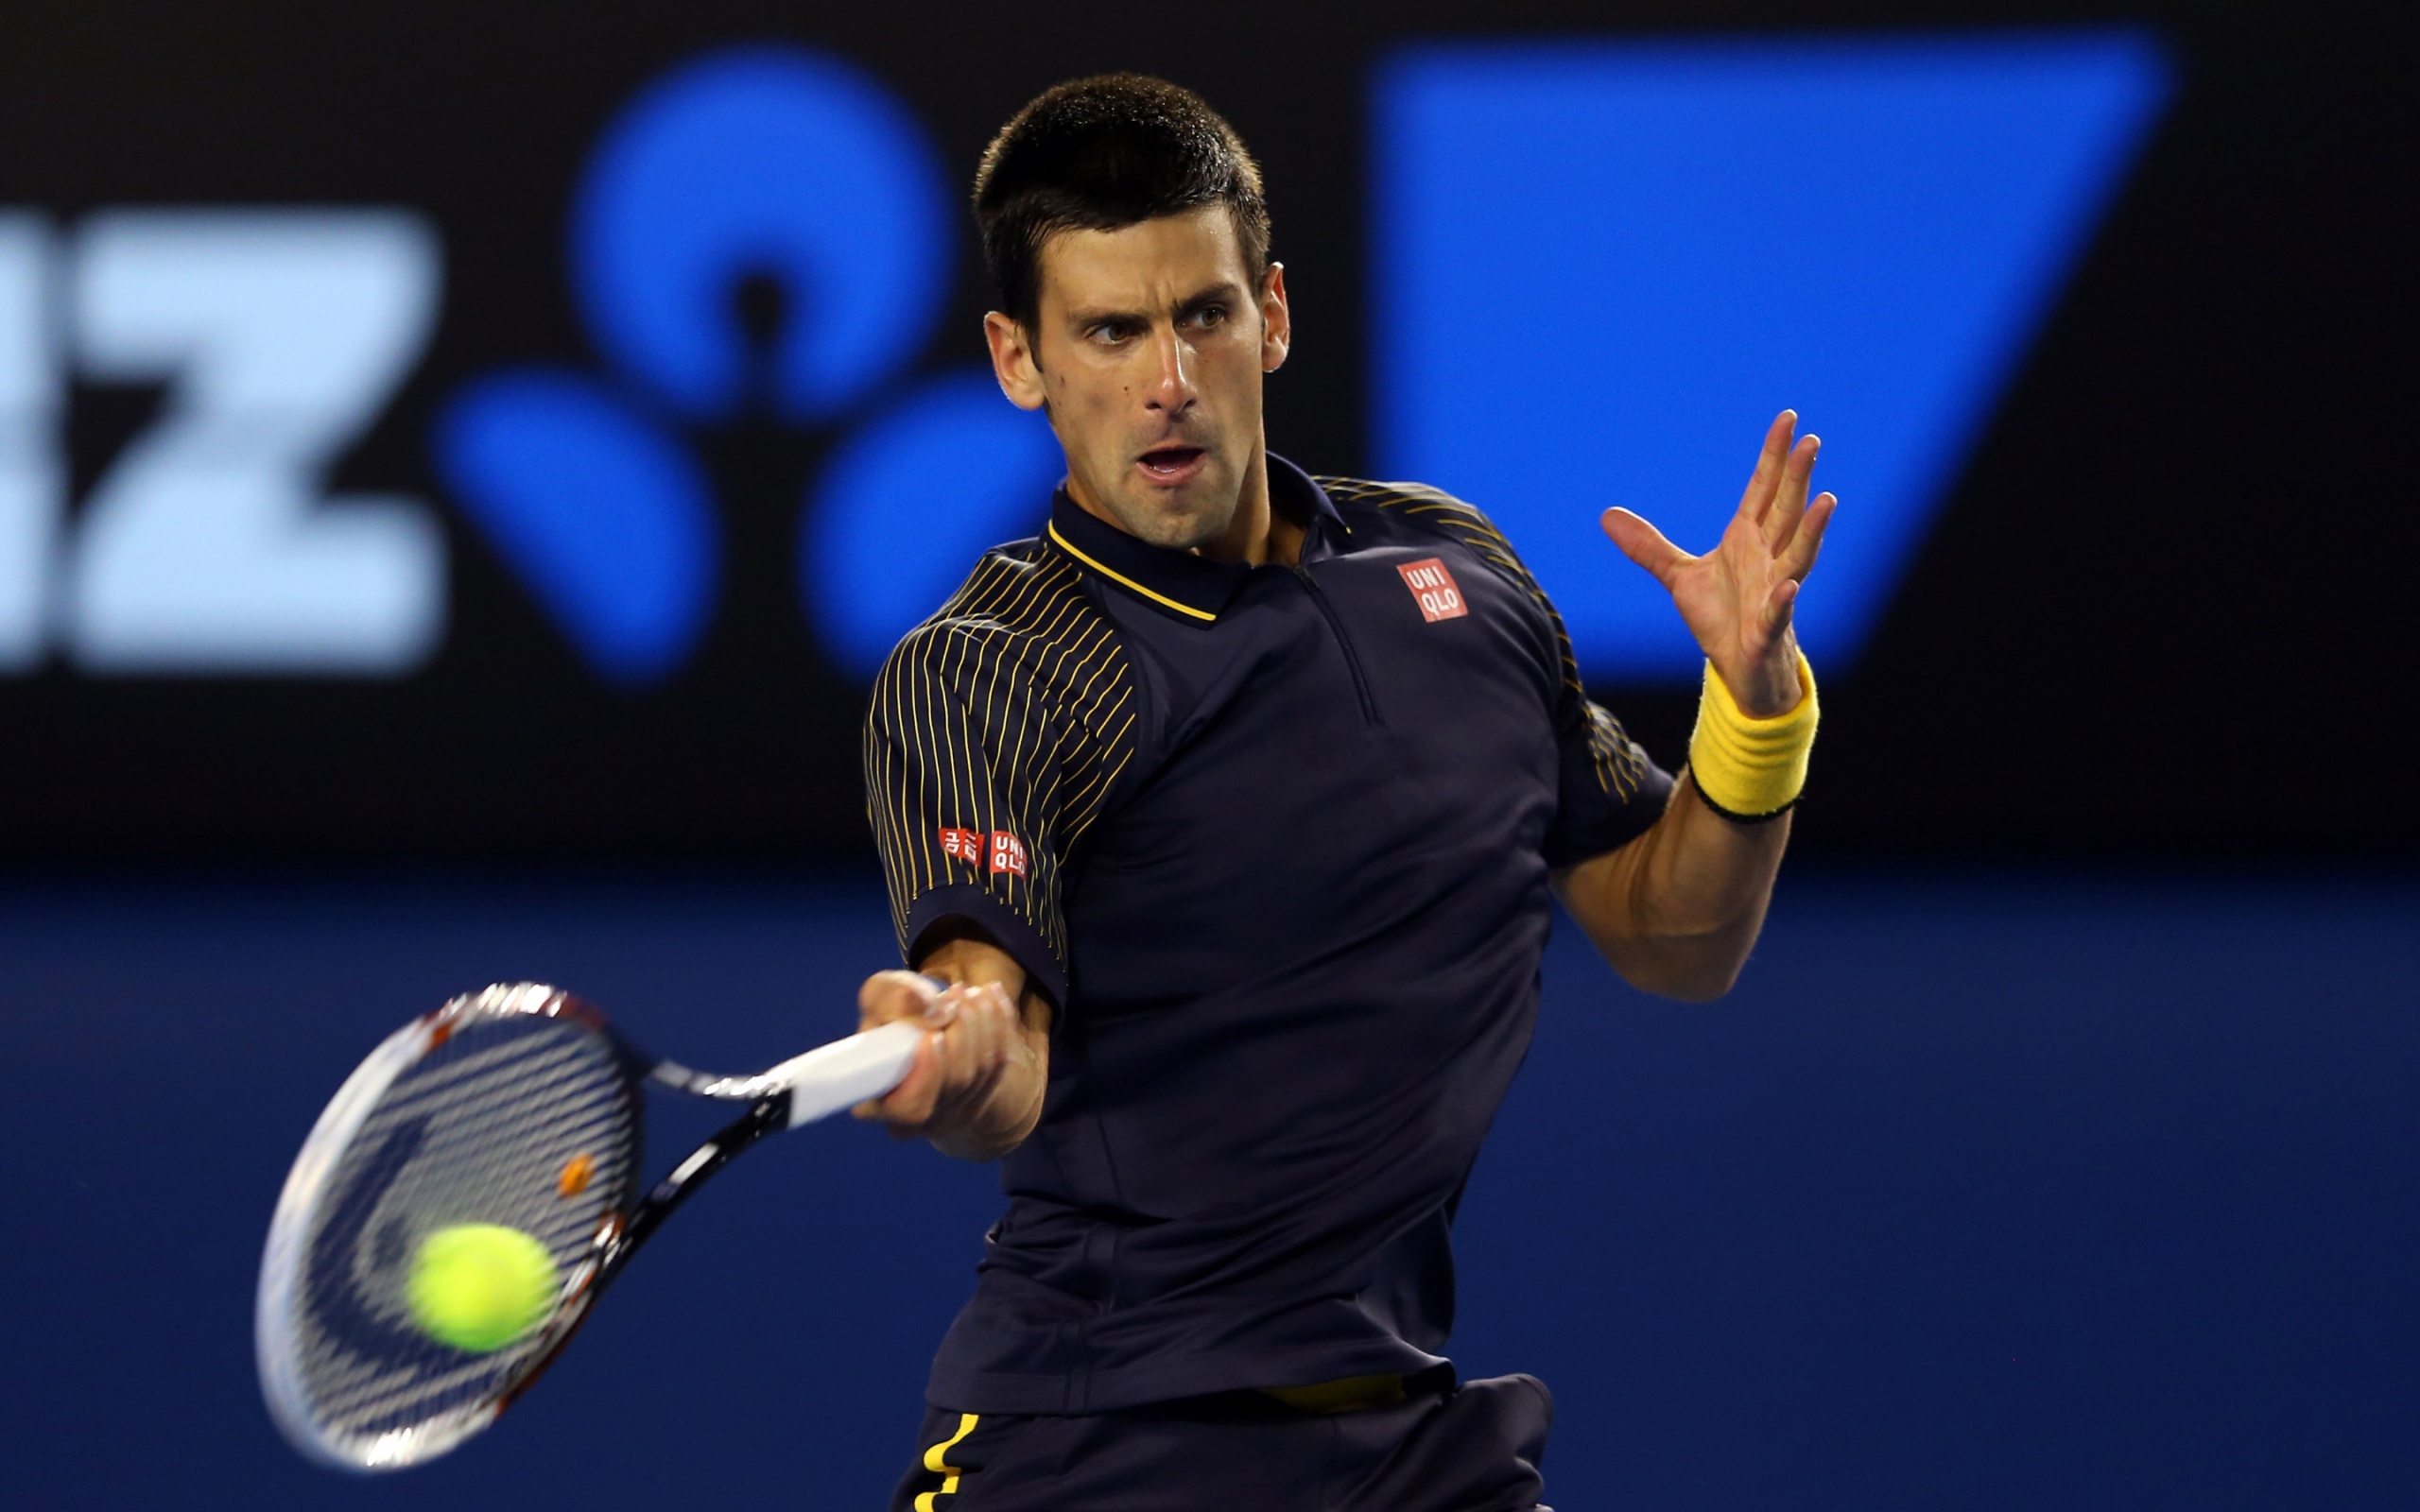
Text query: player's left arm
1555 411 1834 1001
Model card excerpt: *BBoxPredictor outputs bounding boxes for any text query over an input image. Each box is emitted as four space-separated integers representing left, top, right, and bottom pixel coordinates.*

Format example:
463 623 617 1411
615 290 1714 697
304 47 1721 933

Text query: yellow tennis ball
404 1224 558 1353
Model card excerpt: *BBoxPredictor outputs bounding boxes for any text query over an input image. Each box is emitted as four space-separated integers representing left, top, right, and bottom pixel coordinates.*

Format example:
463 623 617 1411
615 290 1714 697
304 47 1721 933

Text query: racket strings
282 1014 640 1457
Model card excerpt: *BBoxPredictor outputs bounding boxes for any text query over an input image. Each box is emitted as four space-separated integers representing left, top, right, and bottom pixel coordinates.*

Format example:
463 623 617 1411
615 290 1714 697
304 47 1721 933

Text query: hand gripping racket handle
770 1019 925 1126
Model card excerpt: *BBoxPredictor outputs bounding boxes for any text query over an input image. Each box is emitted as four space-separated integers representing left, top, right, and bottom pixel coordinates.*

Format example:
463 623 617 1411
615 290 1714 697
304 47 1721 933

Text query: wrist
1686 650 1819 822
1714 645 1806 720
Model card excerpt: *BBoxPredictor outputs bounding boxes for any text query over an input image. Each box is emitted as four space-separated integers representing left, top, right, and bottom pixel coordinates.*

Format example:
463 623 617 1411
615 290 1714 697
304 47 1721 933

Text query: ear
1259 262 1291 375
984 312 1048 411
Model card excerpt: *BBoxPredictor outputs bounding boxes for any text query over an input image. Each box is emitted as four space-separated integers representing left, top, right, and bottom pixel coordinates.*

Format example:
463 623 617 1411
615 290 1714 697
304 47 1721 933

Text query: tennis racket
254 980 925 1472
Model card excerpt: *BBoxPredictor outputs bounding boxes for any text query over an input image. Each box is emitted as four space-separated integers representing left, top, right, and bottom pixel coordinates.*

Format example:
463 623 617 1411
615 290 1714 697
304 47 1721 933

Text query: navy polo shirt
863 455 1673 1414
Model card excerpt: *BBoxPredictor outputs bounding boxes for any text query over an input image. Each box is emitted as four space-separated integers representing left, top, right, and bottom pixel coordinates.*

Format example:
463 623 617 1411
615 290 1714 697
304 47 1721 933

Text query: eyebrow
1063 279 1248 330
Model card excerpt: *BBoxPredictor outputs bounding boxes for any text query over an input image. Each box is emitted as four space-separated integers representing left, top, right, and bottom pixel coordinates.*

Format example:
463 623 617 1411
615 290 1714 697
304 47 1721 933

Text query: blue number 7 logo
441 33 2171 691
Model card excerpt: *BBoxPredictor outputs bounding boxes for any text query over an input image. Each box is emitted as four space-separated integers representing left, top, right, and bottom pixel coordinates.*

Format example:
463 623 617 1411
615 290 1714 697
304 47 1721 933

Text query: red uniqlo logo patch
938 827 983 864
1397 558 1468 622
989 831 1028 879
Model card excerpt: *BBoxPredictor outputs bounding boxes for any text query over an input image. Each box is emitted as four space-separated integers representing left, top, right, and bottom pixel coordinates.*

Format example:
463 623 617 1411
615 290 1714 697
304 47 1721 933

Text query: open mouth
1137 445 1207 483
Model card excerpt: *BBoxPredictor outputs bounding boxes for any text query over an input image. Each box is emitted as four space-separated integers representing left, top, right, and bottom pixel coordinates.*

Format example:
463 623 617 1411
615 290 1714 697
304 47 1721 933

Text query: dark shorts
889 1373 1554 1512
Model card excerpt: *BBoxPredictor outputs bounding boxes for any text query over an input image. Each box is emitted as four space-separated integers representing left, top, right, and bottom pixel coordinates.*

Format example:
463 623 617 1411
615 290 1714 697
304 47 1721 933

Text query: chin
1122 498 1229 552
1109 476 1233 550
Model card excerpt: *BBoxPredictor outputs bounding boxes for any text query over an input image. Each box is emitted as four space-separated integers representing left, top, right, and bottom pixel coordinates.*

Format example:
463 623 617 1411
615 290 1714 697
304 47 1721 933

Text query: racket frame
257 983 922 1472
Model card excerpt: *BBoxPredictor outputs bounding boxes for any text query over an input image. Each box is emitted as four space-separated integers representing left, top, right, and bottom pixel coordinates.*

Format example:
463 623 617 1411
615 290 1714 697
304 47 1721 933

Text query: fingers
1760 576 1801 640
857 967 941 1030
853 969 942 1123
926 982 1016 1095
1752 488 1836 644
1734 410 1796 525
1600 507 1693 585
1761 434 1820 557
852 978 1020 1134
1779 491 1837 584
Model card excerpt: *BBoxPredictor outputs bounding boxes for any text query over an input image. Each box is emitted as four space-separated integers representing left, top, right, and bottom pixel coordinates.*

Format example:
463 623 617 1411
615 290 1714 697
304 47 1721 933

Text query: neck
1193 445 1296 567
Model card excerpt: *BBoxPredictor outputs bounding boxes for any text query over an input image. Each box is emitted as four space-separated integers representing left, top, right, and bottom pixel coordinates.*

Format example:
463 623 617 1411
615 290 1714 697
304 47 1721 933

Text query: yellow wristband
1686 650 1819 821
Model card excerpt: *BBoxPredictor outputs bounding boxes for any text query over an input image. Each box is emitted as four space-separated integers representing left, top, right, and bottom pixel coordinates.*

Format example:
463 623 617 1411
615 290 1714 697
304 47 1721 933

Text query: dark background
1 0 2411 864
3 7 2416 1510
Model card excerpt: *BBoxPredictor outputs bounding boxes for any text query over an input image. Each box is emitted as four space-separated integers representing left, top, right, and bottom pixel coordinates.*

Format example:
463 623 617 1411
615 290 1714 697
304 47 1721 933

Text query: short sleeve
861 551 1136 1007
1526 557 1672 865
1543 687 1674 868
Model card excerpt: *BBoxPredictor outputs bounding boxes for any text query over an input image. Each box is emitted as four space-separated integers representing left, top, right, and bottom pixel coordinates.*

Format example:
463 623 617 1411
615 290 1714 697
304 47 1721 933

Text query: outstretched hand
1600 411 1835 718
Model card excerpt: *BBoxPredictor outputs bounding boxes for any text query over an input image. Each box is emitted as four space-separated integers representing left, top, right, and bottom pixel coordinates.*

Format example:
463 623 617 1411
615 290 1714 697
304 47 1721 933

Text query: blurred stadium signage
1374 32 2170 679
0 50 1059 688
24 8 2336 863
0 211 444 672
434 50 1061 686
0 34 2166 689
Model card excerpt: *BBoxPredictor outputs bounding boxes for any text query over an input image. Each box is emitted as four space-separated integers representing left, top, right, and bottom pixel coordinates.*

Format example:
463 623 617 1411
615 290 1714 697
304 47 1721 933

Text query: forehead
1036 205 1251 314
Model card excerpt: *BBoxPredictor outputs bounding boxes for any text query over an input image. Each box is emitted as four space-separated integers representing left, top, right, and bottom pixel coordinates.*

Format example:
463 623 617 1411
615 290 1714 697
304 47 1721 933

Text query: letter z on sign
1397 558 1467 623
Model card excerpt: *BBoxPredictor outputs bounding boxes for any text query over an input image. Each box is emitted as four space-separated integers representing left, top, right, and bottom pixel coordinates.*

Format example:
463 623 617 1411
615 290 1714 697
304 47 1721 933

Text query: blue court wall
2 868 2414 1509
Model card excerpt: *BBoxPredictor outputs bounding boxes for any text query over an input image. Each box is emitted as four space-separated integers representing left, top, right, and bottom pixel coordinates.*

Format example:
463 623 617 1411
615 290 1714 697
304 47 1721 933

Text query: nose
1144 324 1197 416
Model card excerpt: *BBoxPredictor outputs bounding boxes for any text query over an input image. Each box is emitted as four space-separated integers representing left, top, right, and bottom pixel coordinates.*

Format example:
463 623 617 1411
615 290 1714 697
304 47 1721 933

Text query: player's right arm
851 553 1133 1160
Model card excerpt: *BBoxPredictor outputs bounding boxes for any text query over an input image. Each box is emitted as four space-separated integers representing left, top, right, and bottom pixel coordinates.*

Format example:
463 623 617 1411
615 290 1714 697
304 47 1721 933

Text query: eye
1088 319 1138 346
1189 303 1228 329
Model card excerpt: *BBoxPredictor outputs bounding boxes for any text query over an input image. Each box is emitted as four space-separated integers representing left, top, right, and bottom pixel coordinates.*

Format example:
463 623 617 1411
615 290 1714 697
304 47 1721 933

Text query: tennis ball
404 1224 558 1353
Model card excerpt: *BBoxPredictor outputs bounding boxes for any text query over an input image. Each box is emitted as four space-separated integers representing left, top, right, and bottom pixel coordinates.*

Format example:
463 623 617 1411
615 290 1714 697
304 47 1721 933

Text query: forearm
1556 650 1814 1000
1557 773 1789 1000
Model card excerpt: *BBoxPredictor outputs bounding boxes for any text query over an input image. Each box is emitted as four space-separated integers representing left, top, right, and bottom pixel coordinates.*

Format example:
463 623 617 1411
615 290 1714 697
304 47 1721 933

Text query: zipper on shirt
1292 563 1380 725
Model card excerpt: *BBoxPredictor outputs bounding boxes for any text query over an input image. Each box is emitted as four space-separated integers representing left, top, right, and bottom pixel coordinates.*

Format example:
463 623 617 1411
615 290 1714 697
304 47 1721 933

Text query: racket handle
773 1020 925 1126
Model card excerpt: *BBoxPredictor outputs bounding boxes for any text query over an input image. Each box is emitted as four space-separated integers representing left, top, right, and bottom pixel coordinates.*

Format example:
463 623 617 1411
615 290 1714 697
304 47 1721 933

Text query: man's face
986 205 1289 553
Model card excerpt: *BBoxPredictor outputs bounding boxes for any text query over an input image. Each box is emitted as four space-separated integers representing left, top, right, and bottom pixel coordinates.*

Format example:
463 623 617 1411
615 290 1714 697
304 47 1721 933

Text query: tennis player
855 75 1829 1511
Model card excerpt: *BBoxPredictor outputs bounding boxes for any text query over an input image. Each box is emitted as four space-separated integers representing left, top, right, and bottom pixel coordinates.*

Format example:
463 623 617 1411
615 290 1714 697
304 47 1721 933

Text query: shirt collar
1044 454 1349 626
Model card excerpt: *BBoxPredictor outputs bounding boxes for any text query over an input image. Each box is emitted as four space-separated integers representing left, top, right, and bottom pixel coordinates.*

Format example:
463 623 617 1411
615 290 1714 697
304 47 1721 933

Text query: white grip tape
775 1020 925 1127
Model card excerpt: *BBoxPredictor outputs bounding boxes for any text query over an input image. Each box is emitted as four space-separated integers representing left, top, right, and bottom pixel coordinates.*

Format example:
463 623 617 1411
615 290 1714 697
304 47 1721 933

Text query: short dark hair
973 74 1271 333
